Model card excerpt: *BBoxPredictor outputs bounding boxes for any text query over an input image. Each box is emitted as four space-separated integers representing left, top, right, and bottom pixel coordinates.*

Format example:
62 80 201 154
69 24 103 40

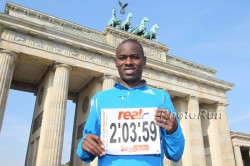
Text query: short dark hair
116 38 144 57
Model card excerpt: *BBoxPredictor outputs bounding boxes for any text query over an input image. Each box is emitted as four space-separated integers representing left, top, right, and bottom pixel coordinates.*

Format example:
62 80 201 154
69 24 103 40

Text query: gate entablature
0 2 233 103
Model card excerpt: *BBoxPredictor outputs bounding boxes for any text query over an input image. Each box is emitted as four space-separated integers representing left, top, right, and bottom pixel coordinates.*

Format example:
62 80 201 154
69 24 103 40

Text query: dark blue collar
114 80 147 90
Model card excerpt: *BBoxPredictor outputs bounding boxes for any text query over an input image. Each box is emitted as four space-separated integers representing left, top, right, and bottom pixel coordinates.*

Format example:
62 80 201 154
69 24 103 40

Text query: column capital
190 95 199 100
0 50 18 61
184 95 199 102
54 63 72 71
199 103 209 110
200 103 218 110
99 73 117 82
156 87 169 92
101 74 117 90
216 102 228 107
171 96 187 103
174 95 200 103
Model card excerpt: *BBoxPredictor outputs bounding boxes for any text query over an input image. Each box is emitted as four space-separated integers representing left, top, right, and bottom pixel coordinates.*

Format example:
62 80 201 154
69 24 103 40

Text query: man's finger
162 110 170 120
83 134 105 156
89 135 105 152
169 113 176 121
154 109 163 118
82 140 99 156
93 136 105 149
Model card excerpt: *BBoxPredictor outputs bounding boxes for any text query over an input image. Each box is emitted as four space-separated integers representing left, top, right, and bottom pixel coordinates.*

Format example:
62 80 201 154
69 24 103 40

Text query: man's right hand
81 134 106 157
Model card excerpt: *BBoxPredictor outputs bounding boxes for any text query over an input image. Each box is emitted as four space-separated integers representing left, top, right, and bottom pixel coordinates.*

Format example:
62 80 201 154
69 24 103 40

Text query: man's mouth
124 68 135 74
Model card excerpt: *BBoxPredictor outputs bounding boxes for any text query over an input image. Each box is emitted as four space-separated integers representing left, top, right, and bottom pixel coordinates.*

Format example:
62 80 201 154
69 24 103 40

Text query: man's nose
124 57 133 65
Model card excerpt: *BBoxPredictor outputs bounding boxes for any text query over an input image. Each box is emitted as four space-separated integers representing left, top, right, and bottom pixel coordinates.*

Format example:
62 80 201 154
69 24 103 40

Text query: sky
0 0 250 165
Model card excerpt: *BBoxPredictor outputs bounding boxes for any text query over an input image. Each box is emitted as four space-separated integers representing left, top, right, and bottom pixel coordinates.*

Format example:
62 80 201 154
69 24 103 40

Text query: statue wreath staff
119 0 128 14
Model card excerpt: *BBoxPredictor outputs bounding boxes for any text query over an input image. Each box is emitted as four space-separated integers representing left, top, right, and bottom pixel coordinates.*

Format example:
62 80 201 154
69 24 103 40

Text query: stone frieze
5 30 115 69
143 68 225 97
4 30 225 97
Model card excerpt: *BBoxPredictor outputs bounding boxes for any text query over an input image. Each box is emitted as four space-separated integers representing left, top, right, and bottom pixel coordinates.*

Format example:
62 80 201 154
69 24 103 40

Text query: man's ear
114 57 118 68
143 56 147 66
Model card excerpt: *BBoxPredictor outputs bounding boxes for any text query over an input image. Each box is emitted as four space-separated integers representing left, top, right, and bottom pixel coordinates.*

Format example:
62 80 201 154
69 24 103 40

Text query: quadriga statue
108 8 121 28
143 24 159 41
130 17 149 36
118 12 133 31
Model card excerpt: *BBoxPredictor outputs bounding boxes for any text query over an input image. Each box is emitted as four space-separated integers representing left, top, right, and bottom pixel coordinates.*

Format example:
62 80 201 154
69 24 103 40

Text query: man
77 39 185 165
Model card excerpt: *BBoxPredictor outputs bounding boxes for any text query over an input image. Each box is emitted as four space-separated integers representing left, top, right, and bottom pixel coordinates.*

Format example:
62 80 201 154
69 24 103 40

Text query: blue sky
0 0 250 165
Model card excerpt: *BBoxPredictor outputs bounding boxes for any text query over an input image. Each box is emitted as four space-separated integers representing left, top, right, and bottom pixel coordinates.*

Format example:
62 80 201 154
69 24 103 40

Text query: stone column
217 103 236 165
69 100 78 166
173 98 192 166
101 74 116 90
0 50 17 133
201 104 223 166
234 146 243 166
188 96 206 166
36 64 71 166
164 158 173 166
89 74 117 166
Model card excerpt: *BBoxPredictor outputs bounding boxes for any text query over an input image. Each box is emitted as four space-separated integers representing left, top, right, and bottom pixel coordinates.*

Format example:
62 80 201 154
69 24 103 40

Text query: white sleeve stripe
95 97 101 121
161 92 164 108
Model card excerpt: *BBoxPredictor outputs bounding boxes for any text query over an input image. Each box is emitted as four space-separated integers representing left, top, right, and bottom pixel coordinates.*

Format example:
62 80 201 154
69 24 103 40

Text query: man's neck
120 80 144 88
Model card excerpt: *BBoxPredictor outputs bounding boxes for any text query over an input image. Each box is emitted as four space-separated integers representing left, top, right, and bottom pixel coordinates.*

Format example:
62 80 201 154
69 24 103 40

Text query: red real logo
118 109 149 120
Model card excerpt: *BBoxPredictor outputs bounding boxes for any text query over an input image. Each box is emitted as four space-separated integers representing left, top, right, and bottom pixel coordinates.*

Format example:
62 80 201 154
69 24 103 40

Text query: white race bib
101 107 161 155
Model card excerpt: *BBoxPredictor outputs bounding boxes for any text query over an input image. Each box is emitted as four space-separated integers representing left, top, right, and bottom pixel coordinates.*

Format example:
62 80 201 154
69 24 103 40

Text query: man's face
115 42 146 85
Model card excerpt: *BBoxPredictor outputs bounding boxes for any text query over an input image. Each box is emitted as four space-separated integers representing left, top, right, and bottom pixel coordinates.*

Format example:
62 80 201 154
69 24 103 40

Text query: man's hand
82 134 106 157
155 109 178 134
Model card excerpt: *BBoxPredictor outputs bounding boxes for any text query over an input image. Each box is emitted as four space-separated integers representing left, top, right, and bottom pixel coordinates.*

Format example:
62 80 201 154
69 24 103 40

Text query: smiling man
76 39 185 166
115 39 146 88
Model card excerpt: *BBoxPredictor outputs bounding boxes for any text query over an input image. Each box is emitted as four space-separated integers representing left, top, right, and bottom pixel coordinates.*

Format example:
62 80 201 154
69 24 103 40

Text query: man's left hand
155 109 178 134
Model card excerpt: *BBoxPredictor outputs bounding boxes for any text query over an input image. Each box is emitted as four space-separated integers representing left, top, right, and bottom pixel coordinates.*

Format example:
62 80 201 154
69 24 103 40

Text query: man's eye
118 56 126 60
132 56 140 59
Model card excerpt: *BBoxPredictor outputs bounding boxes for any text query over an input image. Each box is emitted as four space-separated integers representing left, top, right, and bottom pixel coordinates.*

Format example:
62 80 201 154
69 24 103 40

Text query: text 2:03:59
109 121 158 143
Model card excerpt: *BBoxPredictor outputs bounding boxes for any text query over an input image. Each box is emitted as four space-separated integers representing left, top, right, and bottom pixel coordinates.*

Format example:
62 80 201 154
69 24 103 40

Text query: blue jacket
76 82 185 166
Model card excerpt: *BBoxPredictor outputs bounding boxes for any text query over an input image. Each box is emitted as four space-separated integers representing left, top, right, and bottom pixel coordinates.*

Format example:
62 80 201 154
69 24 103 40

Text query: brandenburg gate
0 2 237 166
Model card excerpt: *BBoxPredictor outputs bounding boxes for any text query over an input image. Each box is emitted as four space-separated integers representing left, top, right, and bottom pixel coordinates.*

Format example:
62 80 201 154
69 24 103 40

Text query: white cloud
229 112 250 125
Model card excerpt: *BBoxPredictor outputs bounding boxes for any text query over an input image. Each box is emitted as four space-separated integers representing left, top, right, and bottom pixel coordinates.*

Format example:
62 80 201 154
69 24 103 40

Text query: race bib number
101 107 161 155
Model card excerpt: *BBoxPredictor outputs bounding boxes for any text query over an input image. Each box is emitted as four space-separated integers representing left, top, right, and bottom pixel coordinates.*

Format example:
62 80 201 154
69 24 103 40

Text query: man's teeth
125 69 134 74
